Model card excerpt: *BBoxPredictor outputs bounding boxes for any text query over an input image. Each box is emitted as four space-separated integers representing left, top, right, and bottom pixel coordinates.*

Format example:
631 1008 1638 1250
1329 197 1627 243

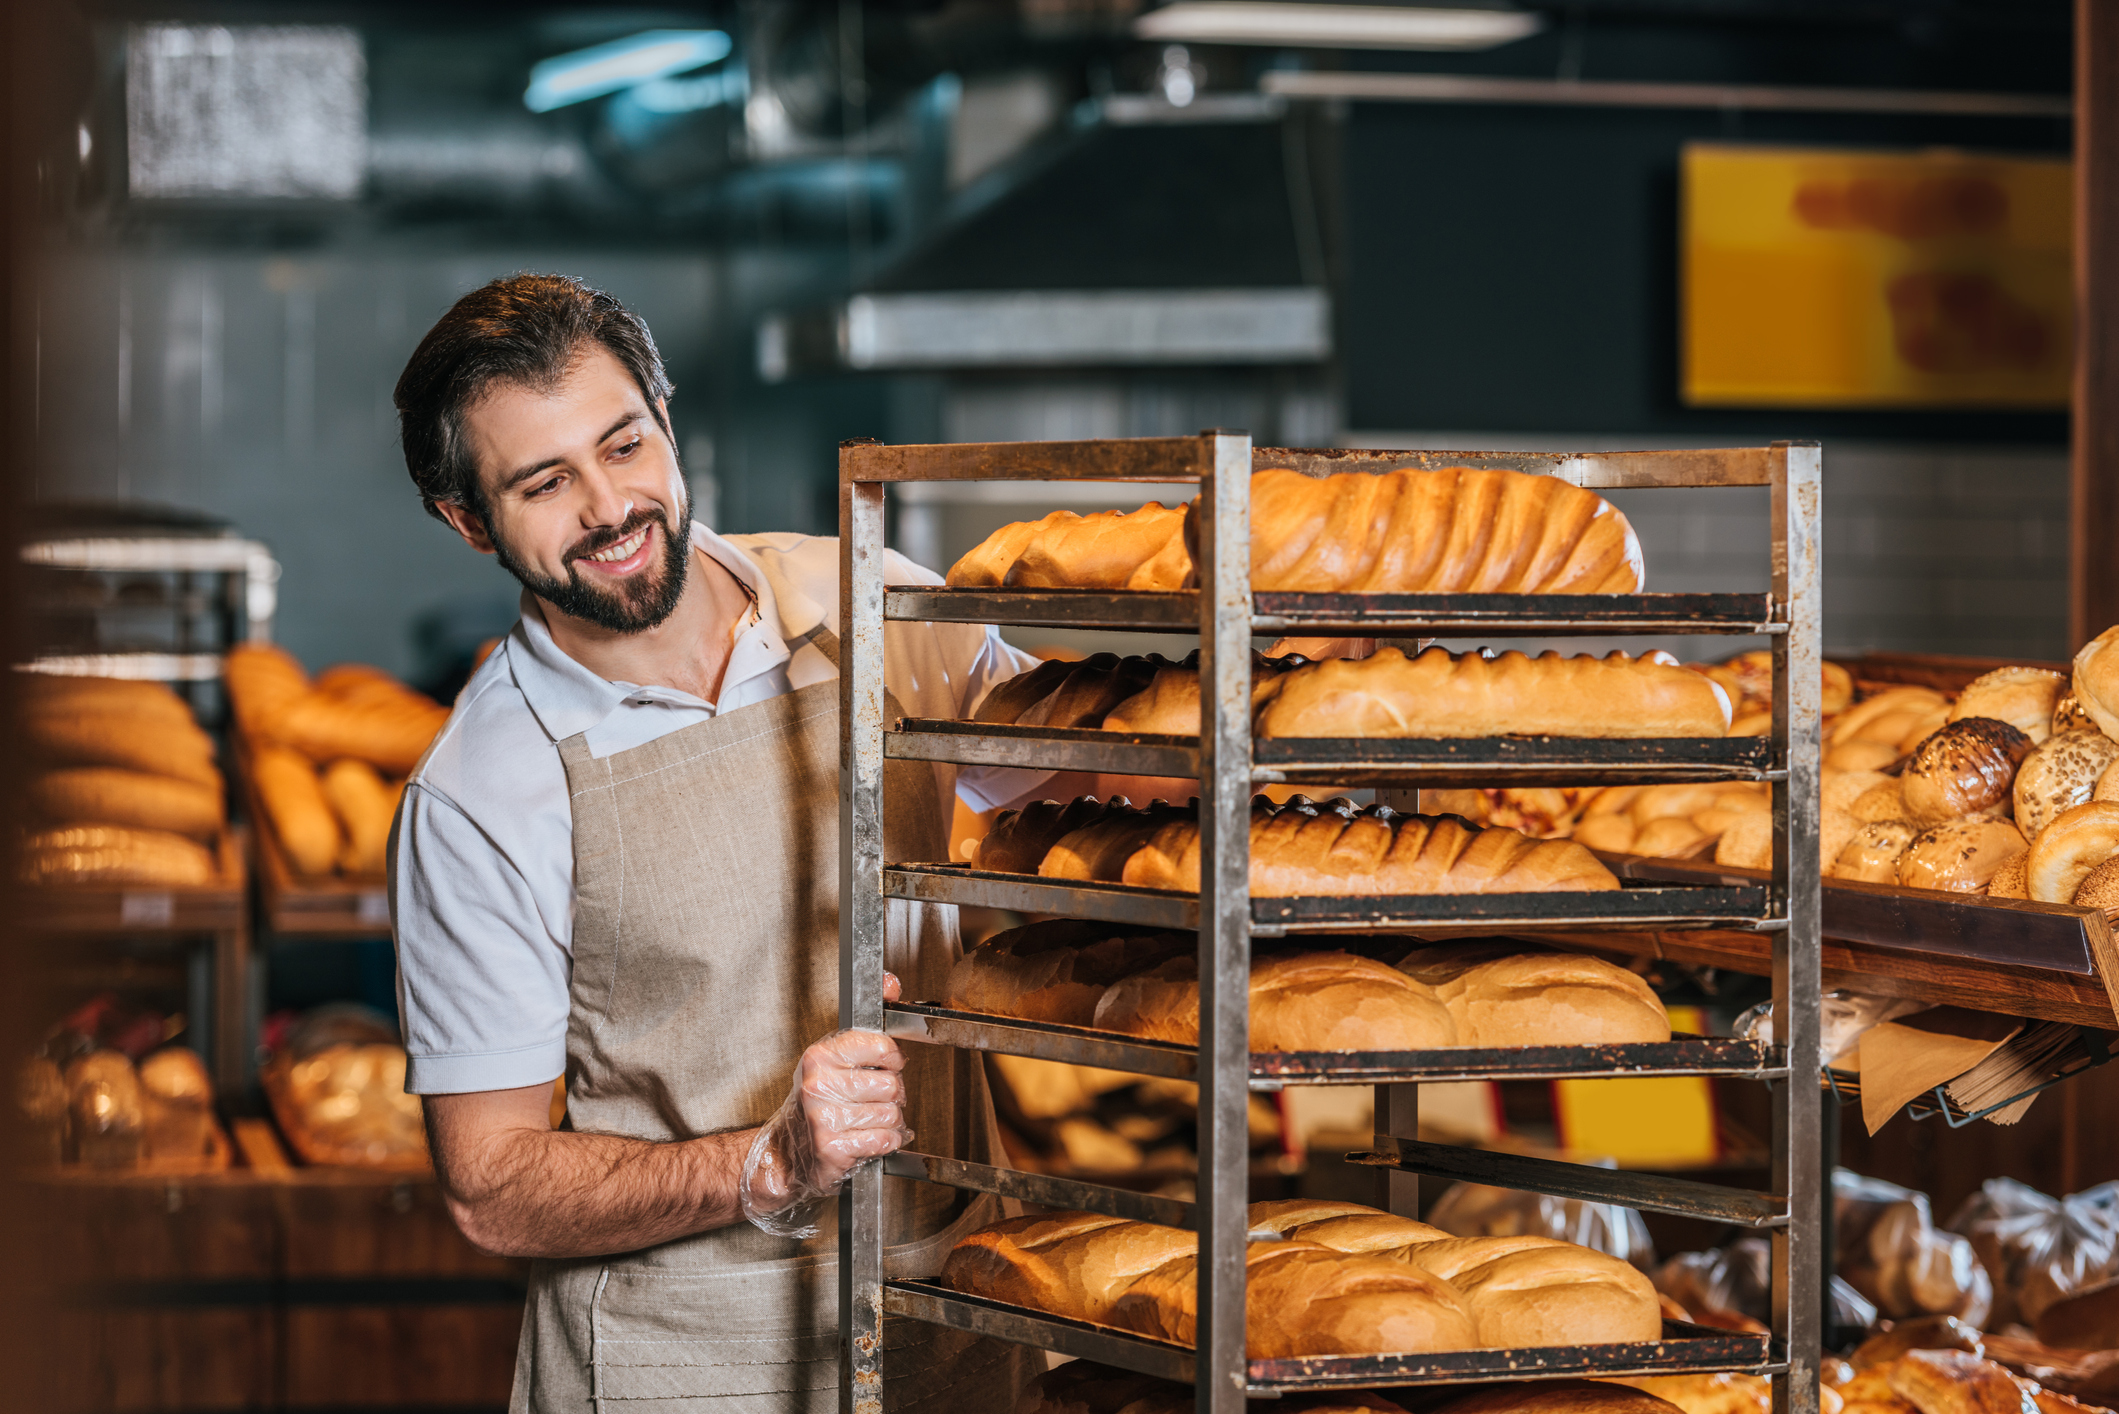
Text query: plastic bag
1427 1178 1655 1268
1657 1235 1878 1333
1947 1176 2119 1325
1735 992 1924 1066
740 1027 914 1239
1835 1170 1992 1326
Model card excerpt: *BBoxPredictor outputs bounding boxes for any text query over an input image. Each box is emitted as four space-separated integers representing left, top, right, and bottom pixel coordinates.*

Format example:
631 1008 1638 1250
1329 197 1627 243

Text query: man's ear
435 499 499 556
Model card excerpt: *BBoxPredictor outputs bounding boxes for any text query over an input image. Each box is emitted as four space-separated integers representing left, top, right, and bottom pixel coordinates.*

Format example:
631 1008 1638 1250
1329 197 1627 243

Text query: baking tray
886 1001 1782 1087
884 863 1774 937
889 719 1777 788
881 1282 1779 1392
885 588 1781 637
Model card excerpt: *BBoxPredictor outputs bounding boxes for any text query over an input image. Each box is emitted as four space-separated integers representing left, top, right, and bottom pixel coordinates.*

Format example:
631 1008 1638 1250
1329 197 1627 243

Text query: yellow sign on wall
1683 143 2072 408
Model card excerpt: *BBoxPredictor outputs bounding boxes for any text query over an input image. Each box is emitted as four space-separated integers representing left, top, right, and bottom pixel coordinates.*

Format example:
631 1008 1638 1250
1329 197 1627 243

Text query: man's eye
531 477 563 497
611 437 640 459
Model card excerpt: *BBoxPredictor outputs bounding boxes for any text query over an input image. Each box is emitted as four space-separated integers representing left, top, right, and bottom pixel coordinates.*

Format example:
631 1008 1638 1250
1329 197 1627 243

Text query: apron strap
793 623 842 671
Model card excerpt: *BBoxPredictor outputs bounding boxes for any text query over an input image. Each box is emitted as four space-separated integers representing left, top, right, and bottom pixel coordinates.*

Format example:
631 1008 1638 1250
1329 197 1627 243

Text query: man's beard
492 507 692 634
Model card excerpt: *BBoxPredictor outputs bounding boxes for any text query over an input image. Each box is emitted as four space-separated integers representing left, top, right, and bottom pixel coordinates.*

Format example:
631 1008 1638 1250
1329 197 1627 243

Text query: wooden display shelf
1561 854 2119 1029
22 828 245 935
242 764 391 939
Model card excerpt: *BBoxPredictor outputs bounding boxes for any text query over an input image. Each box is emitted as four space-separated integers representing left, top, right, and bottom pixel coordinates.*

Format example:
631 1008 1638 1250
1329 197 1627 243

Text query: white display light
523 30 733 113
1135 2 1542 51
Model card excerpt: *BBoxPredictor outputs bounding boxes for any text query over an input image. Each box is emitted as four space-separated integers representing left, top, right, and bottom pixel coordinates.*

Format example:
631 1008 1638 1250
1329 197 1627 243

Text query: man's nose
576 465 633 528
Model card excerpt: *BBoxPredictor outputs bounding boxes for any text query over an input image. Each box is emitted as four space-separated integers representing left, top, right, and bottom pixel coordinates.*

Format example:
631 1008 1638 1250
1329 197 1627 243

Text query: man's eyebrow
497 412 647 493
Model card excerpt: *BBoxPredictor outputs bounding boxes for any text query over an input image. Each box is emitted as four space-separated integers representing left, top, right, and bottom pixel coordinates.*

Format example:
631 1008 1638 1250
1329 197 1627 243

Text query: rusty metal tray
885 587 1781 637
880 1281 1778 1392
884 864 1774 936
886 1001 1782 1087
890 718 1777 787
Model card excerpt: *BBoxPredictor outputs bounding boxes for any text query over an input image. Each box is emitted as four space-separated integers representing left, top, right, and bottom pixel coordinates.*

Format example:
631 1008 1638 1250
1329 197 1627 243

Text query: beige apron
511 627 1035 1413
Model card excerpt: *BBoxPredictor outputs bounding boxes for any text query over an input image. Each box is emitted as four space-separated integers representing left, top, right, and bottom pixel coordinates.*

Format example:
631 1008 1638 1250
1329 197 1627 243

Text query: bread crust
947 921 1190 1026
1951 667 2069 746
21 825 217 888
2026 801 2119 903
939 1212 1197 1324
1004 503 1186 589
1394 947 1670 1047
1091 950 1459 1051
29 767 224 842
2014 730 2119 841
2073 625 2119 743
1390 1235 1662 1347
1901 719 2034 827
975 796 1146 875
1897 820 2028 893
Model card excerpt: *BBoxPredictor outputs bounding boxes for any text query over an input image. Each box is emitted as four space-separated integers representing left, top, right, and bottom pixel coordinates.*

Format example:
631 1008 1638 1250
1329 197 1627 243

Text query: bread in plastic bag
1656 1233 1878 1333
1835 1169 1992 1326
1947 1175 2119 1325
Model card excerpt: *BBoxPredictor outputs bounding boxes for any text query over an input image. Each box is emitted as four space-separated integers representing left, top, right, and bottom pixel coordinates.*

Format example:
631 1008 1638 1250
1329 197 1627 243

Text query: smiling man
388 274 1042 1411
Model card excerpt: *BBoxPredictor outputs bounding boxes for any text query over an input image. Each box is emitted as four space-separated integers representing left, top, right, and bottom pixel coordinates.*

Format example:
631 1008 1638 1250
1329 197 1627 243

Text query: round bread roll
941 1212 1198 1323
1824 771 1892 817
1111 1240 1479 1358
1828 740 1904 774
2098 757 2119 805
1987 852 2030 899
1248 1199 1449 1252
948 922 1190 1026
2055 690 2100 738
1092 951 1458 1052
1896 820 2027 893
1633 816 1711 858
1950 666 2068 745
2014 730 2119 842
2028 802 2119 903
1900 718 2033 827
2072 625 2119 742
1398 949 1671 1047
1830 822 1918 884
1574 814 1638 853
2074 857 2119 919
1832 687 1947 743
1850 780 1907 824
1388 1235 1663 1347
1628 783 1727 828
1431 1382 1688 1414
1716 808 1856 872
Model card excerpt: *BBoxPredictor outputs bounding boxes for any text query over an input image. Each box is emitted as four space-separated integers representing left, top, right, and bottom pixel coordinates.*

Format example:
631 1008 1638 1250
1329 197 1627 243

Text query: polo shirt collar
509 522 790 745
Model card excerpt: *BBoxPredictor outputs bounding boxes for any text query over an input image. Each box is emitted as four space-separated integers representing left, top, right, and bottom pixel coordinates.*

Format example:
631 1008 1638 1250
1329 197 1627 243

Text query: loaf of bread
1432 1383 1688 1414
947 921 1192 1026
228 643 450 775
252 745 344 877
20 825 217 888
2034 1276 2119 1352
1885 1349 2037 1414
946 467 1642 595
24 686 221 788
1041 802 1197 883
1379 1234 1663 1348
940 1211 1200 1323
1248 1198 1449 1251
1120 798 1619 896
225 643 313 737
1600 1374 1771 1414
1393 942 1671 1046
1258 648 1731 740
1902 719 2034 827
975 652 1172 729
1092 951 1459 1051
975 797 1170 875
20 674 200 728
1110 1239 1479 1358
322 758 400 876
30 767 224 841
2013 731 2119 841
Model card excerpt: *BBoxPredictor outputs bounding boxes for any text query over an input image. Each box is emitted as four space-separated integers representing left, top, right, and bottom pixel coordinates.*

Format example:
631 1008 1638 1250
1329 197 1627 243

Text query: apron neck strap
793 624 842 671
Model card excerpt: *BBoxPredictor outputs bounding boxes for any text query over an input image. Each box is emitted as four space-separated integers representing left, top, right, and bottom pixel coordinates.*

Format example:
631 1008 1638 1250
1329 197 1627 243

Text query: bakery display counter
882 1282 1777 1393
246 765 391 938
892 717 1780 789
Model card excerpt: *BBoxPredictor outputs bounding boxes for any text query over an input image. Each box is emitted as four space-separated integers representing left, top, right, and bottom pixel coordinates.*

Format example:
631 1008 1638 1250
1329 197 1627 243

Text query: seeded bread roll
1951 667 2069 746
2072 857 2119 919
940 1212 1200 1324
29 767 224 842
1987 852 2031 899
1110 1239 1479 1358
1387 1235 1663 1348
947 921 1192 1026
20 825 217 888
1122 800 1619 896
1092 950 1458 1051
2014 730 2119 841
1901 719 2034 827
2054 690 2101 738
1256 647 1730 740
1831 822 1920 884
1431 1383 1689 1414
1393 943 1671 1047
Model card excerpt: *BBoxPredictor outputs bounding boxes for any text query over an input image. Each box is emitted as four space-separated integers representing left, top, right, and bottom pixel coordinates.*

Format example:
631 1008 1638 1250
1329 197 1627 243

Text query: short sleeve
390 782 572 1095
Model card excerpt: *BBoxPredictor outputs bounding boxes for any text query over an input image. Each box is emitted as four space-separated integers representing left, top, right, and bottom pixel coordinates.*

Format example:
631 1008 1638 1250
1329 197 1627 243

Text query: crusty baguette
972 657 1076 725
1099 654 1299 734
224 643 313 738
1121 799 1619 896
19 674 199 728
274 685 450 776
21 825 217 888
946 921 1191 1027
1394 942 1670 1046
946 467 1642 595
322 758 400 877
30 767 224 841
1039 801 1198 883
25 708 221 788
940 1211 1199 1324
1257 647 1731 740
1110 1239 1479 1358
973 796 1144 875
1092 950 1458 1051
252 746 343 877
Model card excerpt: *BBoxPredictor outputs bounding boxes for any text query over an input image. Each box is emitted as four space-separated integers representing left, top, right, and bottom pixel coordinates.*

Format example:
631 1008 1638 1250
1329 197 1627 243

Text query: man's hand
738 973 913 1236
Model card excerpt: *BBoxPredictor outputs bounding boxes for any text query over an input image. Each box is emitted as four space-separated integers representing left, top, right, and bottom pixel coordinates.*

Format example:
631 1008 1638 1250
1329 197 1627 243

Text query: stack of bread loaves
20 675 226 888
971 646 1733 740
226 644 449 879
948 466 1644 594
972 794 1618 897
948 927 1670 1052
941 1197 1663 1357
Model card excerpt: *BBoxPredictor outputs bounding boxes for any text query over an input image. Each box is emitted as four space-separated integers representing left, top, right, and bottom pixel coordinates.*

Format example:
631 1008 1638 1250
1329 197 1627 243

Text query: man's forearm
432 1107 757 1259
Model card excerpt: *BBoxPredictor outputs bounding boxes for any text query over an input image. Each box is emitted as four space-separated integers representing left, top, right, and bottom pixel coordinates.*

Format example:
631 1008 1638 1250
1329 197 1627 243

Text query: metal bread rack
839 435 1824 1414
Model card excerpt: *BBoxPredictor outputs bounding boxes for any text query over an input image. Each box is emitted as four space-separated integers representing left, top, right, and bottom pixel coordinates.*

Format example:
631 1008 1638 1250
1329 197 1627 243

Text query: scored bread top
1394 945 1671 1048
1090 949 1458 1052
1248 1198 1451 1252
939 1211 1198 1324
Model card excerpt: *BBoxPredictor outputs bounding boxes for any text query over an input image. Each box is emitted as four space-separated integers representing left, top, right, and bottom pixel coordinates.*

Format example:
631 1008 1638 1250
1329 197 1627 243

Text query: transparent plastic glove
740 973 912 1238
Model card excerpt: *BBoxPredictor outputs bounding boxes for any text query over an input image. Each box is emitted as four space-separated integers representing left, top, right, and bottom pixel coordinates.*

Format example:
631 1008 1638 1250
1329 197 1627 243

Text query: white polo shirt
389 525 1045 1095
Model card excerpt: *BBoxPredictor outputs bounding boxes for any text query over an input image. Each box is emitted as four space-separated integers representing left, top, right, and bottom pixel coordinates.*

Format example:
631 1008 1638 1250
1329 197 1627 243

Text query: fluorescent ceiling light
524 29 732 113
1136 3 1542 50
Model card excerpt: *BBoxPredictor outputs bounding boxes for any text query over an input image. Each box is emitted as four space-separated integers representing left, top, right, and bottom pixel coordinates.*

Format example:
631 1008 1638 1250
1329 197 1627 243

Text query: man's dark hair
394 273 675 522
